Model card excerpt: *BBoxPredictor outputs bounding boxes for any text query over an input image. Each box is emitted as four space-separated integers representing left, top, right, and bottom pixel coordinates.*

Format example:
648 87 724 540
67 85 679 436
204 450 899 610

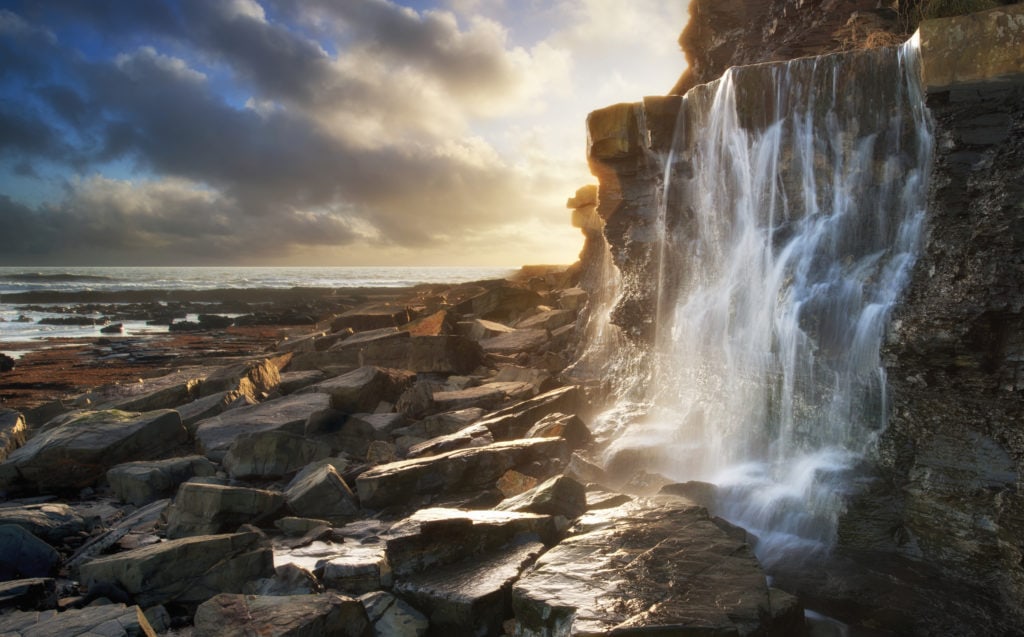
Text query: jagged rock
512 498 797 635
164 483 285 539
66 500 169 575
243 563 324 596
193 592 372 637
0 409 186 491
394 380 446 420
223 430 330 479
404 423 493 459
276 517 331 538
366 441 398 464
496 475 587 520
175 391 236 431
556 288 588 312
492 366 551 394
397 543 544 636
0 577 57 611
432 382 534 413
194 393 334 462
0 525 60 581
403 309 452 336
385 508 558 579
585 488 633 511
358 335 483 374
525 412 591 449
480 329 549 354
79 531 274 608
285 465 360 524
309 412 406 458
356 437 568 510
565 452 607 485
0 603 155 636
515 309 575 331
0 503 94 545
107 455 217 506
360 590 429 637
496 470 539 498
304 366 415 413
473 385 581 441
331 305 412 333
0 409 27 462
199 358 281 399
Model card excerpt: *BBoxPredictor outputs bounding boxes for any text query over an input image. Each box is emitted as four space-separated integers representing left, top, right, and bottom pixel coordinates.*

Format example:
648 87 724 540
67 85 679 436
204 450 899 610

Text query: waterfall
596 37 933 565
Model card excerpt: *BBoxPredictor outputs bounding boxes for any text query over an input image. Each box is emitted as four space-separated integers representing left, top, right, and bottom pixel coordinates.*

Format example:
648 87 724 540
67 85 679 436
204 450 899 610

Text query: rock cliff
578 2 1024 634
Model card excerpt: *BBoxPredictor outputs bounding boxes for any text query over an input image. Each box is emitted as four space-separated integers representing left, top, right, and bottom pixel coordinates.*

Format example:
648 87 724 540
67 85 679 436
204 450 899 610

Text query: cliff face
581 2 1024 634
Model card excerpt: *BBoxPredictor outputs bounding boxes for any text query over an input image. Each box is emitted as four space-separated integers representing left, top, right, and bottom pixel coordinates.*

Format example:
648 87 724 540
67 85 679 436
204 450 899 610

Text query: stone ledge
919 5 1024 91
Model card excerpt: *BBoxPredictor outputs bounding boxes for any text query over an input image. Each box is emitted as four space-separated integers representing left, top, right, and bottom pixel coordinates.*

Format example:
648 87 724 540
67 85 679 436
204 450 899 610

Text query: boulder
0 525 60 581
107 455 217 506
194 392 333 462
360 590 429 637
0 409 27 462
359 335 483 374
66 500 170 575
404 423 493 459
512 498 798 635
455 286 544 322
243 563 323 596
175 391 237 431
557 287 588 312
384 508 558 578
495 475 587 519
394 380 447 420
199 358 281 399
402 309 452 336
394 407 485 441
0 503 94 545
309 412 406 458
0 409 186 491
279 370 327 394
164 483 285 539
395 542 544 637
432 382 534 413
461 318 516 341
356 437 568 510
224 430 330 479
304 366 415 413
475 385 582 442
515 309 575 331
492 366 551 394
101 379 200 413
79 531 274 608
0 577 57 611
496 470 539 498
194 593 372 637
320 542 392 594
480 329 550 354
0 603 155 637
525 412 592 449
331 305 412 333
285 465 360 524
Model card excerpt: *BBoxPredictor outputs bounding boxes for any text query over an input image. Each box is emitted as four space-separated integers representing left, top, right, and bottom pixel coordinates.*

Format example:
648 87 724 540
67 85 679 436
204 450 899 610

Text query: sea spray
595 37 933 565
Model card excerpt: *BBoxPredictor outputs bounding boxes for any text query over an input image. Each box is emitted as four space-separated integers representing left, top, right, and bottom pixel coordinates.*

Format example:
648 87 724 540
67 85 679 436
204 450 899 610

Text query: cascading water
597 37 933 566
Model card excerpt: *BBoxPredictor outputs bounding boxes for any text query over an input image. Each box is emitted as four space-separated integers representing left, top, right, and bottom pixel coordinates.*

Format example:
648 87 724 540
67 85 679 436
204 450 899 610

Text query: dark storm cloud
0 0 545 264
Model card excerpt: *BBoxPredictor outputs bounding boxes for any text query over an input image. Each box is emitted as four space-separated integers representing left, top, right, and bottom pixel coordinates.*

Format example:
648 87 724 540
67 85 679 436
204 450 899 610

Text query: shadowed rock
165 482 285 539
193 592 372 637
194 393 333 462
224 430 330 479
0 603 155 636
107 456 217 506
0 525 60 581
0 410 27 462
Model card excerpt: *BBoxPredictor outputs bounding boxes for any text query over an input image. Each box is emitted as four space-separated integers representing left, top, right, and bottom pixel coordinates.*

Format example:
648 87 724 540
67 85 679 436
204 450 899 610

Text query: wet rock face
863 35 1024 633
674 0 903 94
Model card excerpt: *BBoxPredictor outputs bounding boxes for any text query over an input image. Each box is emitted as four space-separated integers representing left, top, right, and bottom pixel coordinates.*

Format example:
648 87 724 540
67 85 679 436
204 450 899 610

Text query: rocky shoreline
0 270 802 636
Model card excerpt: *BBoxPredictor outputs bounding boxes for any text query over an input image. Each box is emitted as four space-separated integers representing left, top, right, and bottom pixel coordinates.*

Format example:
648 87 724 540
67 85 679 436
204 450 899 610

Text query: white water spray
599 38 933 564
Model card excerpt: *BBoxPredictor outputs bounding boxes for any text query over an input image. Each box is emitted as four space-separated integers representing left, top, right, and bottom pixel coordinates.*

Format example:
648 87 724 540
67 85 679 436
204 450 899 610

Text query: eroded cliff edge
577 3 1024 635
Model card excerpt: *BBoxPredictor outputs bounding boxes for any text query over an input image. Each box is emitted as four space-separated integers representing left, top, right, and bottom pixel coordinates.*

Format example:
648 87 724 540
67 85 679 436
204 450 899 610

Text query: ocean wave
0 272 118 283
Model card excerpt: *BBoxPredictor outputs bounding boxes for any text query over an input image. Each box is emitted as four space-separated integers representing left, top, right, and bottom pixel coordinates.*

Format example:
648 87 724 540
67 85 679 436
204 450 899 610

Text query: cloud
0 0 690 266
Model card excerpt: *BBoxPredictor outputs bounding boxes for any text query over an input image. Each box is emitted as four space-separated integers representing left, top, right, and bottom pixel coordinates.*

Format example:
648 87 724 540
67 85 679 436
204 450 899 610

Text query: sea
0 266 517 351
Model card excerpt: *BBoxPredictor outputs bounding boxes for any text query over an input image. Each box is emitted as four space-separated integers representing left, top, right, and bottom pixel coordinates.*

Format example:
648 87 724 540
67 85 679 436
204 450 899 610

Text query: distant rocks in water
37 316 106 326
99 323 123 334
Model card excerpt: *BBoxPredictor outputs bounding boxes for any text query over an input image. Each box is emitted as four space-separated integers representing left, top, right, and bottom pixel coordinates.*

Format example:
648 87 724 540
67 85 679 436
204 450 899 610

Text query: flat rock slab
396 541 544 637
107 455 217 506
194 393 332 462
360 591 429 637
355 437 568 510
475 385 581 441
0 502 95 545
79 531 274 608
194 592 372 637
165 482 285 539
480 329 550 354
432 382 534 413
224 430 330 479
385 507 558 577
0 409 186 490
512 497 799 636
0 603 154 637
0 577 56 611
304 366 415 413
495 475 587 519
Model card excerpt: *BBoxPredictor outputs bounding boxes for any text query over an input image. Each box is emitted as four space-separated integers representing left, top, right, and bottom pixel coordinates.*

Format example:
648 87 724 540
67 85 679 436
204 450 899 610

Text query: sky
0 0 688 266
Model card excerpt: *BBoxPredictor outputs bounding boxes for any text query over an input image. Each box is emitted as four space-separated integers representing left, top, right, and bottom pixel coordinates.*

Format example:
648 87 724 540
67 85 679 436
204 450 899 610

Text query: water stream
596 37 933 566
